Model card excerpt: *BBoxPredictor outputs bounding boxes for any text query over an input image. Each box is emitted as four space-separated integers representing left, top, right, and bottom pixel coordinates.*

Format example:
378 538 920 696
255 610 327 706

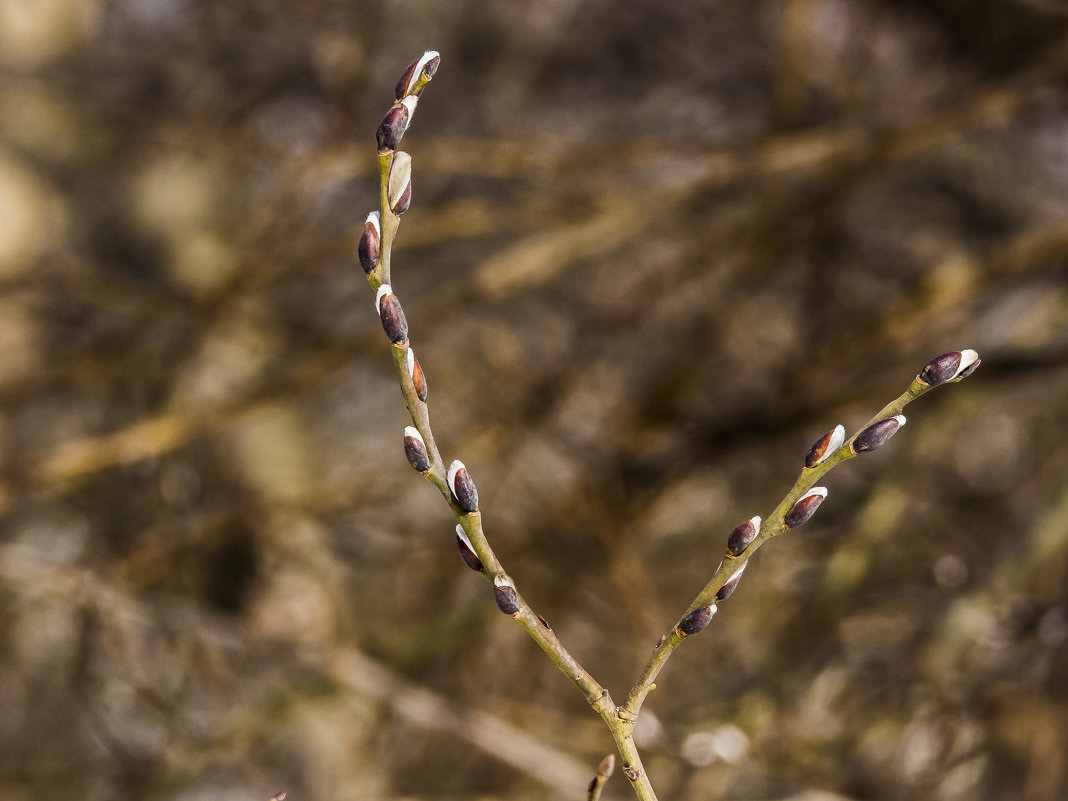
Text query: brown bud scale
448 460 479 513
378 292 408 344
919 351 962 385
376 104 409 153
403 429 429 472
726 516 760 557
852 416 904 453
784 488 827 528
494 584 521 615
455 527 483 572
677 604 715 636
358 217 380 275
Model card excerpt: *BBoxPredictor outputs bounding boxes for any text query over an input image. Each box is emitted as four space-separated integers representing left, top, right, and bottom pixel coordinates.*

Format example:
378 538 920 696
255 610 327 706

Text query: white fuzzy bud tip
375 284 393 313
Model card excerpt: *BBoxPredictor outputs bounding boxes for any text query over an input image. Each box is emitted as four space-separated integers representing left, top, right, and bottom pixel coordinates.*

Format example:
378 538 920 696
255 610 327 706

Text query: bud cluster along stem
357 55 981 801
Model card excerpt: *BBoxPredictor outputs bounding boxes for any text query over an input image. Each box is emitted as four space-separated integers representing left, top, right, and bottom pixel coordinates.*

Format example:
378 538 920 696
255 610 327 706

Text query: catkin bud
447 459 479 513
715 563 747 602
357 211 380 275
403 426 429 472
784 487 828 528
677 604 717 636
455 525 483 572
598 754 615 779
375 284 408 343
376 96 418 153
395 50 441 99
726 515 761 557
406 347 427 402
493 575 521 615
387 151 413 215
852 415 906 453
918 349 980 386
805 424 846 468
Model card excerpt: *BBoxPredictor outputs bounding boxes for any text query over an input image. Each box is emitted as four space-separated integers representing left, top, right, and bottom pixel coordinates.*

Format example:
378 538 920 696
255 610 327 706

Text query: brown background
2 1 1068 800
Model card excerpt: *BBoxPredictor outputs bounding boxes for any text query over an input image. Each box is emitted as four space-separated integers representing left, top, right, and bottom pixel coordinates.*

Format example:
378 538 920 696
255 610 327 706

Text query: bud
447 459 479 513
455 525 483 572
375 284 408 343
395 50 441 99
677 604 717 636
387 151 413 215
805 424 845 468
726 515 761 557
598 754 615 779
715 562 747 602
357 211 380 275
376 96 418 153
784 487 828 528
406 347 428 402
494 575 521 615
403 426 429 472
918 349 980 386
852 415 906 454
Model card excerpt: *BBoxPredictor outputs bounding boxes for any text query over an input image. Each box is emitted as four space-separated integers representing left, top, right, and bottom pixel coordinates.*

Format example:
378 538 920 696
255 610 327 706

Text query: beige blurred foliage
1 1 1068 800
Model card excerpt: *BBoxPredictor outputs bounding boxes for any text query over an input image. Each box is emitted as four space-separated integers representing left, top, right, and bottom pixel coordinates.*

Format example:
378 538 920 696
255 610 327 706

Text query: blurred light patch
0 0 100 66
0 150 65 278
681 723 750 767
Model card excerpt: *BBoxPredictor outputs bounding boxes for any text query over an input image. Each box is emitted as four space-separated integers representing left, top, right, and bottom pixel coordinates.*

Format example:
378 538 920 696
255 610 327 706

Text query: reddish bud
455 525 483 572
784 487 828 528
716 563 747 602
918 349 980 385
376 97 417 153
598 754 616 779
805 424 845 468
493 575 520 615
726 515 761 557
678 604 717 635
447 459 479 513
852 415 906 454
406 347 427 402
395 50 441 99
403 426 429 472
375 284 408 343
387 151 413 215
357 211 380 275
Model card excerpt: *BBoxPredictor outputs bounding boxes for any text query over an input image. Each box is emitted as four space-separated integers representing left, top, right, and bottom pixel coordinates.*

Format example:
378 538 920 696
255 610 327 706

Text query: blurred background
2 1 1068 800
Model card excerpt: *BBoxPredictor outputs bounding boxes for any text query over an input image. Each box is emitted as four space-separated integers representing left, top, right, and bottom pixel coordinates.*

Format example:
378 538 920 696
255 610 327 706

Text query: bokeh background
3 1 1068 800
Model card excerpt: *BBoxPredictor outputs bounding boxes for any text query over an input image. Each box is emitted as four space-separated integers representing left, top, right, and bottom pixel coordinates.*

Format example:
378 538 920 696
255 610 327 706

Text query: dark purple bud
387 151 412 215
726 515 761 557
455 525 483 572
918 349 979 385
395 50 440 99
376 97 417 153
357 211 380 275
852 415 906 454
447 459 479 513
406 347 427 402
403 426 429 472
805 424 845 468
375 284 408 343
494 576 520 615
677 604 717 636
784 487 828 528
715 563 747 602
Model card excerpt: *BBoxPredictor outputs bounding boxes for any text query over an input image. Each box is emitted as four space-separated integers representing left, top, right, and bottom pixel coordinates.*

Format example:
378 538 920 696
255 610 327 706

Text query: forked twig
358 51 981 801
